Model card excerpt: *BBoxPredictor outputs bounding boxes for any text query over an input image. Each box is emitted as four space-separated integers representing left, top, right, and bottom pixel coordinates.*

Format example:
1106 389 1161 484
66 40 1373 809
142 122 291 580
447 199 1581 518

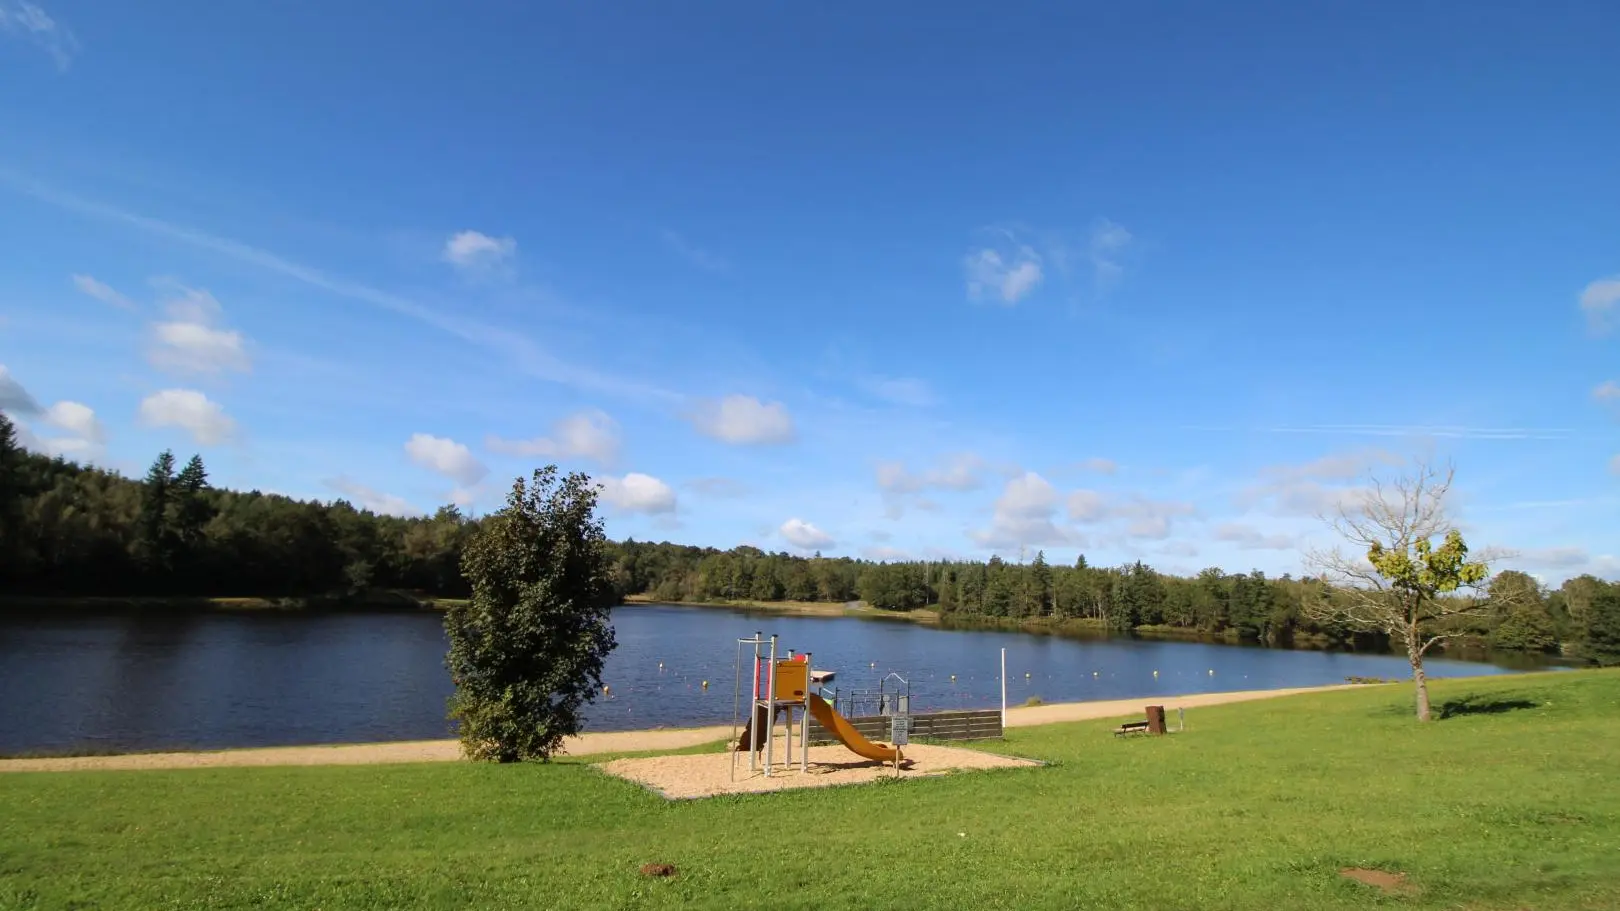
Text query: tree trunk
1409 642 1432 722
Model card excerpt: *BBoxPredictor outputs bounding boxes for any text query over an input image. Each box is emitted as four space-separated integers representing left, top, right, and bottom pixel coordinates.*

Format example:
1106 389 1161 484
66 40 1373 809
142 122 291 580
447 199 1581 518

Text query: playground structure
731 631 903 781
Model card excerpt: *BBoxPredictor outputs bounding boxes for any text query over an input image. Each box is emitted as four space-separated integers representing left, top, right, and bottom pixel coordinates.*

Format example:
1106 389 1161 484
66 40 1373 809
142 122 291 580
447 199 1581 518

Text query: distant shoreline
619 593 940 623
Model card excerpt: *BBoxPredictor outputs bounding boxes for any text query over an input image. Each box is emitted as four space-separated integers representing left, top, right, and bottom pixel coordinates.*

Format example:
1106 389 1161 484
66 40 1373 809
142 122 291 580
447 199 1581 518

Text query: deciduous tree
445 466 617 762
1304 459 1495 721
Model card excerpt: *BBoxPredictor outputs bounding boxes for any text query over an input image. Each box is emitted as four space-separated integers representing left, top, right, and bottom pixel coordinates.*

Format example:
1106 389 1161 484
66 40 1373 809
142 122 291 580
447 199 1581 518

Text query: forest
3 414 1616 664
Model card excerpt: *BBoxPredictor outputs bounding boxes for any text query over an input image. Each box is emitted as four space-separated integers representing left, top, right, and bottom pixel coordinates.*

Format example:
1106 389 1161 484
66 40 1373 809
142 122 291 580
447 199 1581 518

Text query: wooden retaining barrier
807 708 1003 746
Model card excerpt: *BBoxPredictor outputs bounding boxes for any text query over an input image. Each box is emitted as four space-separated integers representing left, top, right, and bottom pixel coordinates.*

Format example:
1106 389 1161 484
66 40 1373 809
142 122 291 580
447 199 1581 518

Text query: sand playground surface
598 743 1041 799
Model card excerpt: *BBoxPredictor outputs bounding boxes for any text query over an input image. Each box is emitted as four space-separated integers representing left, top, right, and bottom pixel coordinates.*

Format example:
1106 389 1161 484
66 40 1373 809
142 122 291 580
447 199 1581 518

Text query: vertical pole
764 635 779 777
748 632 762 773
1000 647 1007 729
802 652 812 771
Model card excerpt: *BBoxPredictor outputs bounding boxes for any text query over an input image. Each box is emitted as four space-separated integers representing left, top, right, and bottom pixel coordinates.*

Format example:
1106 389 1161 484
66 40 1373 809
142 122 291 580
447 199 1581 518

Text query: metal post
1000 647 1007 728
801 652 812 772
764 635 779 777
748 631 762 772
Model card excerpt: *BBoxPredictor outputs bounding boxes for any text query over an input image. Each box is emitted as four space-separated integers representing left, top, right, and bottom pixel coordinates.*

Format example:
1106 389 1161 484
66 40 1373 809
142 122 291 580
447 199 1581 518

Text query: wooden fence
806 708 1003 746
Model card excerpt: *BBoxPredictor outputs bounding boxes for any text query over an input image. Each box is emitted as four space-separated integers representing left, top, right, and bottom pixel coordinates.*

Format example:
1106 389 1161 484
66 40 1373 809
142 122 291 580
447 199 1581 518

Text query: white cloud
12 178 682 405
404 433 487 486
1594 380 1620 403
1581 276 1620 332
71 274 135 309
1088 218 1133 286
1237 448 1404 517
598 472 677 514
688 394 795 445
25 401 106 459
1064 489 1196 539
1078 457 1117 474
876 452 985 493
661 230 729 273
147 283 250 375
486 409 620 465
138 389 236 445
443 230 516 272
0 365 42 415
41 400 102 441
1214 522 1295 551
780 518 835 551
859 375 936 407
965 246 1043 305
1611 454 1620 476
0 1 78 70
971 470 1076 550
1160 541 1200 558
326 477 423 518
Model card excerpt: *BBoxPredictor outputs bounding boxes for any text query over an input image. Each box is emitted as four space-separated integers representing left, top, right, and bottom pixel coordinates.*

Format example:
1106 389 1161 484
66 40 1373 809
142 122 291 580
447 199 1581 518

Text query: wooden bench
1113 720 1150 737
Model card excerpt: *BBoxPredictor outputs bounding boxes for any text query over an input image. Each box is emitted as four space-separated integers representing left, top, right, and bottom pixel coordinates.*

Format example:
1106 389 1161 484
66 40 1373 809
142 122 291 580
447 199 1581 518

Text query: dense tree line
2 417 1616 665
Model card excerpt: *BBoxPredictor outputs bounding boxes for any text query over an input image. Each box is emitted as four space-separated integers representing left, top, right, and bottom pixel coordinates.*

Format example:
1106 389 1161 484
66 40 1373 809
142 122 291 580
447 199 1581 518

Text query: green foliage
1579 586 1620 666
1366 528 1490 601
4 671 1620 909
0 437 1602 662
1489 604 1560 653
446 467 617 763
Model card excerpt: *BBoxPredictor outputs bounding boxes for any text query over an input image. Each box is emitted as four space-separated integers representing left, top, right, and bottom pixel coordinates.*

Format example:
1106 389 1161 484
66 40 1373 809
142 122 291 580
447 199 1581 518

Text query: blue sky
1 1 1616 583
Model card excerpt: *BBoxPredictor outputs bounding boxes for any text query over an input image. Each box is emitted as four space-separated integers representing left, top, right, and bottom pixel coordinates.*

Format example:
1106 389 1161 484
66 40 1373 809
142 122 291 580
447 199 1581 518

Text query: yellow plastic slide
807 694 902 763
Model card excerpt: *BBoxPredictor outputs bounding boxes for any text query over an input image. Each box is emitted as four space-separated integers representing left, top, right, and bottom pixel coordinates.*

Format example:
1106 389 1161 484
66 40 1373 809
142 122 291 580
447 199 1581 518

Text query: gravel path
0 682 1363 773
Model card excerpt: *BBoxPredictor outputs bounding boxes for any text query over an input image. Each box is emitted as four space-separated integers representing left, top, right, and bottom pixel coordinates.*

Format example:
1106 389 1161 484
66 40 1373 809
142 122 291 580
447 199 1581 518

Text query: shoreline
0 681 1377 774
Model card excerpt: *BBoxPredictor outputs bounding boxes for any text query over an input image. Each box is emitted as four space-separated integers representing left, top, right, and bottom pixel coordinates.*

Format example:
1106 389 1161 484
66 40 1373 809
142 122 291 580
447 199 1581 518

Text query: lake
0 603 1553 754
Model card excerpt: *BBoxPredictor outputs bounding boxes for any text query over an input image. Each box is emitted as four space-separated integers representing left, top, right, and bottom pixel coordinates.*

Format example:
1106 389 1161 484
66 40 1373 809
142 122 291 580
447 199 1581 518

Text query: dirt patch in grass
1340 867 1415 895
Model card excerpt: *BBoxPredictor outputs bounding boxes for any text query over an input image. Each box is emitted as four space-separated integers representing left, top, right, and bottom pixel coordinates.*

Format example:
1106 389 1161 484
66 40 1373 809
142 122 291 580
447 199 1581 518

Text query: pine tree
136 450 178 579
173 454 215 547
1031 550 1054 617
0 414 21 576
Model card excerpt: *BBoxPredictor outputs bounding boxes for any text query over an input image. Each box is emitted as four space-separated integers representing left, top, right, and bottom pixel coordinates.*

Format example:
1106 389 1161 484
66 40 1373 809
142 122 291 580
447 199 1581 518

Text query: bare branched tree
1302 458 1496 721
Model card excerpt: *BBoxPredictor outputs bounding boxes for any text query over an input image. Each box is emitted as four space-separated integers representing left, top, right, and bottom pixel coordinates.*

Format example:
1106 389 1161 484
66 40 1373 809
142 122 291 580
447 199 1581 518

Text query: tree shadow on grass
1436 694 1540 720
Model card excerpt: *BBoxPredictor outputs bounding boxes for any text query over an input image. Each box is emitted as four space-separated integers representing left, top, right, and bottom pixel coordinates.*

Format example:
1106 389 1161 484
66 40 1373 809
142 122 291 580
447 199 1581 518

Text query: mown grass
2 671 1618 910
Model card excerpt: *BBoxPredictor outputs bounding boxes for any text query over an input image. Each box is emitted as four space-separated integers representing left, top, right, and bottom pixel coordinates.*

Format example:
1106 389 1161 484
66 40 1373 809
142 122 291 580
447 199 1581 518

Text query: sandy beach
0 682 1366 773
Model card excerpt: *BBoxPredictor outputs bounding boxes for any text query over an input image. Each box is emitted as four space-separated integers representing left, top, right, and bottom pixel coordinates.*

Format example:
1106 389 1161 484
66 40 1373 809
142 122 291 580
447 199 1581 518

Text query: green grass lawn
3 671 1618 910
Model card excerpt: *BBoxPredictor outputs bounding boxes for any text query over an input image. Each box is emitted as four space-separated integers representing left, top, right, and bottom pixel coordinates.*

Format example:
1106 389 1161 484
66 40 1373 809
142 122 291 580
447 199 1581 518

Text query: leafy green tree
445 467 617 762
1575 582 1620 666
1304 460 1492 722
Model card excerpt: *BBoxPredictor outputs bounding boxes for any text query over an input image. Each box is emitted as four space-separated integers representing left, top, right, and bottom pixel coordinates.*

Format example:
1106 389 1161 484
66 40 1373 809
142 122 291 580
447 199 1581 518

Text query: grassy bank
3 670 1617 909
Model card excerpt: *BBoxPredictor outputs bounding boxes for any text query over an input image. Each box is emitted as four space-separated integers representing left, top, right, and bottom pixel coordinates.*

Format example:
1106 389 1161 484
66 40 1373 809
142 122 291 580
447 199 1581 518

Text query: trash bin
1145 705 1166 735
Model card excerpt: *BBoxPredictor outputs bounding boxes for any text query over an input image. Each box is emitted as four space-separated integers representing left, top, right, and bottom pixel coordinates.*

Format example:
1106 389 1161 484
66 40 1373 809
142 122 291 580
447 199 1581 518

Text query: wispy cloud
1258 424 1576 441
71 275 136 309
661 230 729 273
1580 275 1620 333
442 230 516 274
857 374 936 407
0 172 681 404
325 477 423 518
1087 218 1133 288
964 245 1043 305
0 1 78 71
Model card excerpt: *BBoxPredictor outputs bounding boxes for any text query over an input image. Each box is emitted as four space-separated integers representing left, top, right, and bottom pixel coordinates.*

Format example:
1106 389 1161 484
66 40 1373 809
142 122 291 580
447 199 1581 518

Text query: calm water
0 603 1551 754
